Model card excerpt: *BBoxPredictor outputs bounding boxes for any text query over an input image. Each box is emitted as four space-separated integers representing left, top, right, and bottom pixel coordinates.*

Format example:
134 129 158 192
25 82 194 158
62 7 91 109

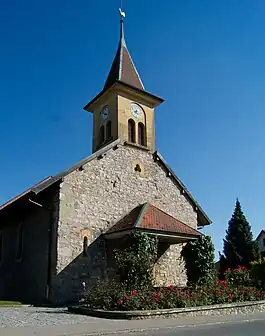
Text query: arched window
128 119 135 143
100 125 105 144
106 121 112 141
138 122 145 146
83 236 88 257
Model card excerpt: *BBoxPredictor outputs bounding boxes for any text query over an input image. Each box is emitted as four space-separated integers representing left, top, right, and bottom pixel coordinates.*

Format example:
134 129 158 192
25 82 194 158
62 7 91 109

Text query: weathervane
119 0 126 21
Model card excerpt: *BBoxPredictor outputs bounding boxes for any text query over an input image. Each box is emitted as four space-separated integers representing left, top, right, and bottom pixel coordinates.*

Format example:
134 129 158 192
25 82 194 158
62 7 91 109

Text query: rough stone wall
53 144 198 303
154 243 187 287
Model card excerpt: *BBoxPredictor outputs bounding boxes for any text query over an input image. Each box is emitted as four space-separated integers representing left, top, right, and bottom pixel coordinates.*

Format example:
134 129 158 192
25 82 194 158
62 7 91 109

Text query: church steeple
84 8 164 154
104 13 145 91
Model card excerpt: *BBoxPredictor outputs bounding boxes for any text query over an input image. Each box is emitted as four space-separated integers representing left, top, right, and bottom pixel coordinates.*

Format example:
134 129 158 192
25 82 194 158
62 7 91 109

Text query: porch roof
105 203 202 242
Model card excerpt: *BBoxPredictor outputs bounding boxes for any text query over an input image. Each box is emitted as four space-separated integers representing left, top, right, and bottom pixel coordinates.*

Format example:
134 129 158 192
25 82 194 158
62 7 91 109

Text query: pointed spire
104 8 145 91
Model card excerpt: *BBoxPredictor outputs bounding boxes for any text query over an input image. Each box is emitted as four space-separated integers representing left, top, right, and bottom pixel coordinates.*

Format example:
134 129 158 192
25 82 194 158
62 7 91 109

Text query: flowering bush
224 266 250 287
85 280 127 310
85 278 265 311
84 265 265 311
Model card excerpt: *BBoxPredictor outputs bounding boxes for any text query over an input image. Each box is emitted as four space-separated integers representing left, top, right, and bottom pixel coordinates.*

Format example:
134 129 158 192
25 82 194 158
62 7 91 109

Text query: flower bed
84 266 265 311
69 300 265 320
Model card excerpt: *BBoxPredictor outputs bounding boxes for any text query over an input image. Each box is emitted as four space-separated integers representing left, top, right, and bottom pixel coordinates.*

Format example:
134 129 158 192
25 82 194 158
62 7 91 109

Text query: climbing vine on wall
181 235 216 287
114 232 158 290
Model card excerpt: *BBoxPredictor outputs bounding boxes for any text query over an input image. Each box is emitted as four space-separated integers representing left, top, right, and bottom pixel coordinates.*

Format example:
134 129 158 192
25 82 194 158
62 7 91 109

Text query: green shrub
114 232 158 290
85 280 127 310
250 260 265 289
181 236 216 288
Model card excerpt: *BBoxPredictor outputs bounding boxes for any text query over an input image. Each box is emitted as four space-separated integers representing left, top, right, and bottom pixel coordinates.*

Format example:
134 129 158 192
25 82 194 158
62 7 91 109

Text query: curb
68 300 265 320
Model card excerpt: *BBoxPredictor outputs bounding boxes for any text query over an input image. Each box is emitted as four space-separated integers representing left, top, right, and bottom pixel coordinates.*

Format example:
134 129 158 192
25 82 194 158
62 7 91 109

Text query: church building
0 13 211 304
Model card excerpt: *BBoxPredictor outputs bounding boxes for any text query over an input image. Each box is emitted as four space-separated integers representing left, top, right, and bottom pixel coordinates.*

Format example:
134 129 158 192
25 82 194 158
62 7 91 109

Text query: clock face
131 103 143 119
101 106 109 121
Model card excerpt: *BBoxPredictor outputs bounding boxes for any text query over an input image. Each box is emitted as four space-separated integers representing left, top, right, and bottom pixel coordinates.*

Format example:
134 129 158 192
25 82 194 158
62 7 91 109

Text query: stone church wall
51 144 197 303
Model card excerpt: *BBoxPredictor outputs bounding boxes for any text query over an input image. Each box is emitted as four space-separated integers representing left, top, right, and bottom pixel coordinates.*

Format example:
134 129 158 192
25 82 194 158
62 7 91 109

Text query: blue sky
1 0 265 258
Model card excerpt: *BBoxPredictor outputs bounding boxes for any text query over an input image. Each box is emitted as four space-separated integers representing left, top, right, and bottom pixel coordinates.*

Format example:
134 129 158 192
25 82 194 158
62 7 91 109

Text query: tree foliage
181 235 216 287
114 232 158 290
250 259 265 289
222 199 259 270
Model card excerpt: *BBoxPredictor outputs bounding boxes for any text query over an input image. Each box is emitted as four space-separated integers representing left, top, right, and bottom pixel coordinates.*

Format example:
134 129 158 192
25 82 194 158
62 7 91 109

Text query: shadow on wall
48 236 186 306
49 236 109 306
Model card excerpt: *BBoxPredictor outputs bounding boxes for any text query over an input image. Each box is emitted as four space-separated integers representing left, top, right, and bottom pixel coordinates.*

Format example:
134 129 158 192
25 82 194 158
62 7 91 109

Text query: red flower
132 290 137 296
119 299 123 305
156 292 161 297
228 294 233 301
242 289 246 295
225 268 231 273
167 285 173 290
125 295 129 300
258 292 262 297
216 280 227 288
250 287 254 293
154 297 159 302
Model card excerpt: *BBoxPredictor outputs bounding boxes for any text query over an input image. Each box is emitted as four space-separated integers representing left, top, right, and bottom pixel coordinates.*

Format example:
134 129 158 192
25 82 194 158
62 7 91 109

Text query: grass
0 301 23 306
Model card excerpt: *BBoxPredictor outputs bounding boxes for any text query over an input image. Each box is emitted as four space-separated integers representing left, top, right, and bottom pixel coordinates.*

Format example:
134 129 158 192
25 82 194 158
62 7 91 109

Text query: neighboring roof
0 176 52 212
104 19 144 91
256 230 265 241
0 139 211 226
0 140 120 214
106 203 202 238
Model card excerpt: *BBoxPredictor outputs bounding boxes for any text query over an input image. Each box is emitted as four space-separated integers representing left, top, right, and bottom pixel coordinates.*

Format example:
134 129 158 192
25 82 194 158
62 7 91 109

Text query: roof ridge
0 140 121 213
153 151 211 226
0 176 52 212
135 203 149 227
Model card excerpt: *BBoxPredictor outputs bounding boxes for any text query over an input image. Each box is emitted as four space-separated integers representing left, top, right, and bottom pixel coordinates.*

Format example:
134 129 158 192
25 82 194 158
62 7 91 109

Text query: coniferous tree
222 199 259 269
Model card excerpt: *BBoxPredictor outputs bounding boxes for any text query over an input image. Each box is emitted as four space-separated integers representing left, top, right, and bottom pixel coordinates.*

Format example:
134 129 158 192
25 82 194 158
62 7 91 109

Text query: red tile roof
141 204 201 236
107 205 143 234
106 203 201 237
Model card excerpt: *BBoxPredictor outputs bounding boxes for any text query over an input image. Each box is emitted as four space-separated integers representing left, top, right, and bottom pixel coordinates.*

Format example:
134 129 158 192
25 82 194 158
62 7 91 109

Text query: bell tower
84 8 164 153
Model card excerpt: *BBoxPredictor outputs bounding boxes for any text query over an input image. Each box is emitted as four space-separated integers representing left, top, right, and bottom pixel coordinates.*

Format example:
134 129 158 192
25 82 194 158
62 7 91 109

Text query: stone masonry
50 143 198 303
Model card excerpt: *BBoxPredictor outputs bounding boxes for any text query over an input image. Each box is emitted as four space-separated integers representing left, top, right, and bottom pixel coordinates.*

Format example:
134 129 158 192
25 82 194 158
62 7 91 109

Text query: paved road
115 319 265 335
1 307 265 335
